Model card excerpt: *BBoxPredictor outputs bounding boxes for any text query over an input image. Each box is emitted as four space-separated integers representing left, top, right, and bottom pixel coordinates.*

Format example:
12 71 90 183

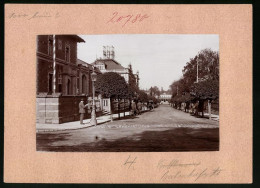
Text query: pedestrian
79 98 89 125
131 100 137 116
194 101 199 116
148 101 153 111
137 101 142 115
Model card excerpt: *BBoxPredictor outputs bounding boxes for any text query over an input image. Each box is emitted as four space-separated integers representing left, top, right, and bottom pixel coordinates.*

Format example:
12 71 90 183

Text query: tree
149 86 160 97
137 90 149 102
182 48 219 85
169 48 219 118
191 79 219 100
95 72 128 120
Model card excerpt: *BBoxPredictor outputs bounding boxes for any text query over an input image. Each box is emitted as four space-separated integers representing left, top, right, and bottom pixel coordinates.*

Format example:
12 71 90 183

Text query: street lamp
90 69 97 126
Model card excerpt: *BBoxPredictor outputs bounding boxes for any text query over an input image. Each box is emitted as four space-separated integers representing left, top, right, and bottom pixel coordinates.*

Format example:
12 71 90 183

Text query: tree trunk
123 99 125 117
110 98 113 122
208 100 212 120
201 101 204 117
129 97 132 116
118 98 120 119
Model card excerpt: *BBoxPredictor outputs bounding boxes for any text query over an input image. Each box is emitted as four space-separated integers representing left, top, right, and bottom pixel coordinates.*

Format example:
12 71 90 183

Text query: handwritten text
107 12 149 27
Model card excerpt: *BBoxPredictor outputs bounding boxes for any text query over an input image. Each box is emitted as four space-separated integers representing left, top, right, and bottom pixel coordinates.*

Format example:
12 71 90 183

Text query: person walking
79 98 89 125
137 101 142 115
131 100 137 116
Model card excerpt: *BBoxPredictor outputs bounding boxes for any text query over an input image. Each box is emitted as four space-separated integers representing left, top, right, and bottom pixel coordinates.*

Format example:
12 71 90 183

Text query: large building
159 93 172 102
36 35 101 124
92 46 139 88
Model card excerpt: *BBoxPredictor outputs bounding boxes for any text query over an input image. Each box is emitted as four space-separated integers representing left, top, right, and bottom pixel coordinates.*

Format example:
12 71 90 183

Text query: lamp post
90 69 97 126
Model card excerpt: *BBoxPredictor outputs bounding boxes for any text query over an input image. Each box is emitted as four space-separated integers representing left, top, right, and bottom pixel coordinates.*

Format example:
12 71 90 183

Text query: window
103 100 108 106
58 73 62 92
58 73 62 84
48 36 53 56
48 73 53 93
82 75 86 94
58 40 62 50
65 45 70 62
67 79 71 95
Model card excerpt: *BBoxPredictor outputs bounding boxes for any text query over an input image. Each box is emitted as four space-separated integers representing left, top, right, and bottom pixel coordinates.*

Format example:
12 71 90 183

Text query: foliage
127 83 139 98
149 86 160 97
170 48 219 102
137 90 149 102
191 79 219 100
148 95 159 104
95 72 128 99
182 48 219 83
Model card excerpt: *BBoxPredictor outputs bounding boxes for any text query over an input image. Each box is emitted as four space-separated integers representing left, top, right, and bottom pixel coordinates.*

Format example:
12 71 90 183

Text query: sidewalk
36 112 131 132
203 113 219 121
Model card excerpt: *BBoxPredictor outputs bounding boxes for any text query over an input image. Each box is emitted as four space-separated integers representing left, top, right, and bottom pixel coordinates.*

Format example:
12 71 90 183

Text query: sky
77 34 219 91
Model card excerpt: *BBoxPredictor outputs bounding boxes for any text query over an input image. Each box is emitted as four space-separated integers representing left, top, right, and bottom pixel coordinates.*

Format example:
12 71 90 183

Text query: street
37 104 219 152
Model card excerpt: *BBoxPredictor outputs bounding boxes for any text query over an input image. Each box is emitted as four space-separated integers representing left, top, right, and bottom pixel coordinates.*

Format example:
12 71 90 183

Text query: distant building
159 93 172 101
92 46 139 87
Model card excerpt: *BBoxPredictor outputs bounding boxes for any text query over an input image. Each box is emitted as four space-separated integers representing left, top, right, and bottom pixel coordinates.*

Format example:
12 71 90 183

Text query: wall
36 95 107 124
36 95 91 124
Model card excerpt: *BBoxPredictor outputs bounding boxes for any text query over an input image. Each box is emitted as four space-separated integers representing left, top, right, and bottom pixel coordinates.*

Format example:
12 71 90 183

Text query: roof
77 59 89 66
92 59 125 70
77 59 102 74
64 35 85 43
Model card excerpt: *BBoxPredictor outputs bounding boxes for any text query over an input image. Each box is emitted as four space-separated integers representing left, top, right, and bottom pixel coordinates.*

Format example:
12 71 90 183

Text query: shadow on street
37 127 219 152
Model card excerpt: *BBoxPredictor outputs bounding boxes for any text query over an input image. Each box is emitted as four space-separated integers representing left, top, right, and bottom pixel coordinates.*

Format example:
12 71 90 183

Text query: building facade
36 35 102 124
92 46 139 88
159 93 172 102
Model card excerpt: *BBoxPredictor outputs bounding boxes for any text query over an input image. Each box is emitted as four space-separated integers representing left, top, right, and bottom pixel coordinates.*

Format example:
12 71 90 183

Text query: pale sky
77 34 219 91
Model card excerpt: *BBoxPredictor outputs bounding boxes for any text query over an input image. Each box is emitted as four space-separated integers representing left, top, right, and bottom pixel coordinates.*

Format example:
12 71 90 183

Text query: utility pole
196 58 199 83
52 35 56 94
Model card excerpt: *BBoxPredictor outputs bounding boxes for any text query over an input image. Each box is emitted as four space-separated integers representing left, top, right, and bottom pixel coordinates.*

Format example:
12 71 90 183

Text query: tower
111 46 115 59
103 46 115 59
103 46 107 59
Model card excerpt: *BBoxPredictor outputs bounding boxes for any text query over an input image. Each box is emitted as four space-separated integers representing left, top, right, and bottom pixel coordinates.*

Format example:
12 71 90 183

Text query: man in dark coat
131 100 137 116
79 98 89 125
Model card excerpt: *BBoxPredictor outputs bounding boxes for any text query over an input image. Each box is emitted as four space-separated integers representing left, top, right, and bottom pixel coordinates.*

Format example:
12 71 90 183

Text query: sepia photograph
36 34 219 152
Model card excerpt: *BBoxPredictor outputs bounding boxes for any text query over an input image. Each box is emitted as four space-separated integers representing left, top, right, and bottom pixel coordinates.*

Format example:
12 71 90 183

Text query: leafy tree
182 48 219 85
170 48 219 117
191 79 219 100
95 72 128 98
137 90 149 102
149 86 160 97
95 72 128 120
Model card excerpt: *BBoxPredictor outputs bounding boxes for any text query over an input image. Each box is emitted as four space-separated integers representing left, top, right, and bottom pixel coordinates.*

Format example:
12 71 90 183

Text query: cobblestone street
37 104 219 152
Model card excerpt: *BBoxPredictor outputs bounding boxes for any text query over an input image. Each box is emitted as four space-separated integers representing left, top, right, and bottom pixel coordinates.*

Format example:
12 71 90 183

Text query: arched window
82 75 86 94
67 79 71 95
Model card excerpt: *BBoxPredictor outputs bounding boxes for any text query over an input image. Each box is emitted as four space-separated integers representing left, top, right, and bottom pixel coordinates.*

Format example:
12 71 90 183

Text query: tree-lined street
36 35 219 152
37 104 219 152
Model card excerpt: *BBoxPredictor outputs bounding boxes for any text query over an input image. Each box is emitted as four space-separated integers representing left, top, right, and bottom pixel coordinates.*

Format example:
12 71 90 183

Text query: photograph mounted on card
36 34 219 152
4 4 252 183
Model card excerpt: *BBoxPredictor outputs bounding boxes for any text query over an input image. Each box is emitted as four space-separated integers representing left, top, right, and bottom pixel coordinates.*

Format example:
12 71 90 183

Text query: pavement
36 105 219 152
36 106 219 132
36 112 131 132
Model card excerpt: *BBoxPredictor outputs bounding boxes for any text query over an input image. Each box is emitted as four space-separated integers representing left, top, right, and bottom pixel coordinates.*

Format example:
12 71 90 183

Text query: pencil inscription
8 12 60 20
157 159 223 181
123 155 137 170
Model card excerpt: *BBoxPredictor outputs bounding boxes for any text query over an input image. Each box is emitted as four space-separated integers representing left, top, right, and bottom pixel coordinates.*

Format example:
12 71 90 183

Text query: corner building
36 35 101 124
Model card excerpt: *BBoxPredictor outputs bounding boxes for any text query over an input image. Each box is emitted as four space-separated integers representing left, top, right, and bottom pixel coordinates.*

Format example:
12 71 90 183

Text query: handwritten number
123 155 137 170
107 12 149 27
132 14 140 23
140 14 149 21
107 12 118 23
